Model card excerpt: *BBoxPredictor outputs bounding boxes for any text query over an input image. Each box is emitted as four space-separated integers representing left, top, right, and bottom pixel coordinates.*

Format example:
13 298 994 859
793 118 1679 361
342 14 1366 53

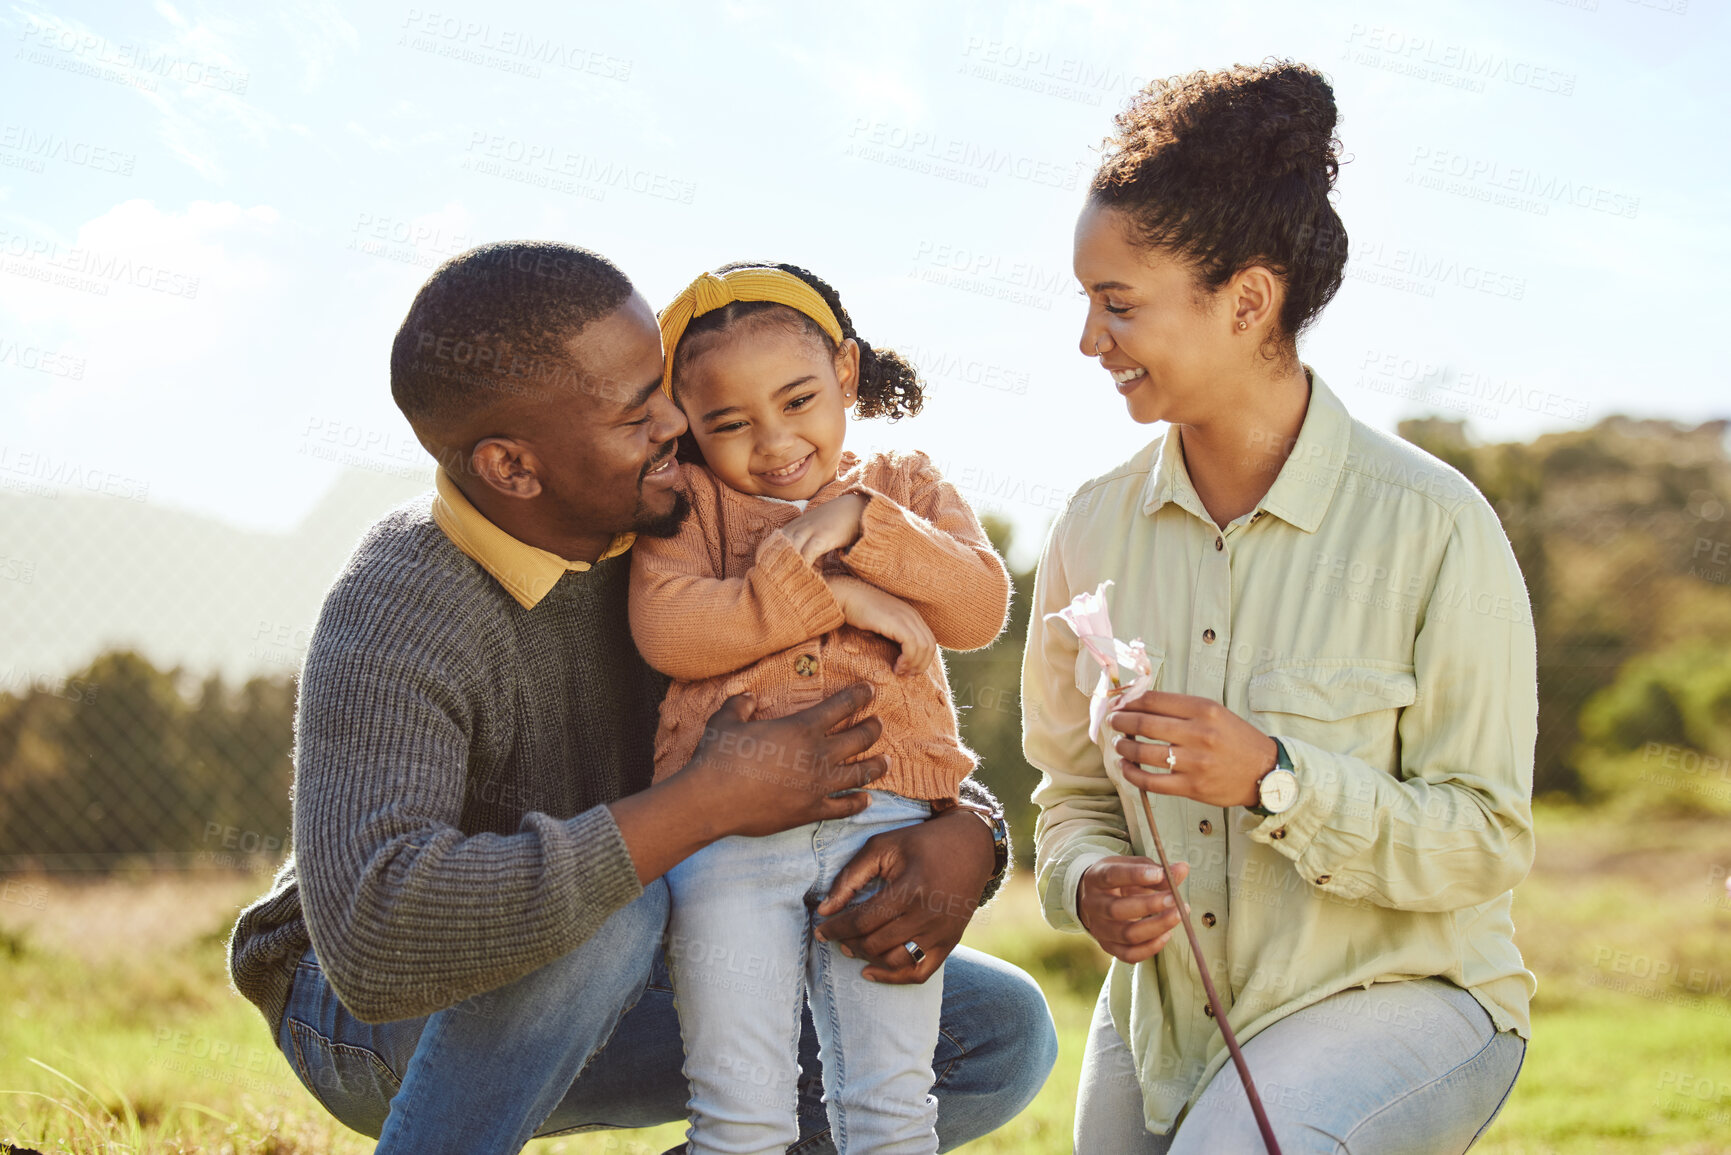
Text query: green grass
2 808 1729 1153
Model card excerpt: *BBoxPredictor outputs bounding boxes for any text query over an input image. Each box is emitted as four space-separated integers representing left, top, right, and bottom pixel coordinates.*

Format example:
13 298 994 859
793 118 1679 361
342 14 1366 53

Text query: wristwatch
1248 738 1299 817
932 796 1010 888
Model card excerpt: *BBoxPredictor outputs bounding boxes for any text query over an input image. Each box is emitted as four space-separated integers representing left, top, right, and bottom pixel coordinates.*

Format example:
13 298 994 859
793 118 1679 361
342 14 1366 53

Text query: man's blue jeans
275 879 1057 1154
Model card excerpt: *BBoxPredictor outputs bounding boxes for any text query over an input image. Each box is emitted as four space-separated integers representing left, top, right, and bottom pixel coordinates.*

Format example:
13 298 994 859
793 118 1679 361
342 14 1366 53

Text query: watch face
1261 769 1299 813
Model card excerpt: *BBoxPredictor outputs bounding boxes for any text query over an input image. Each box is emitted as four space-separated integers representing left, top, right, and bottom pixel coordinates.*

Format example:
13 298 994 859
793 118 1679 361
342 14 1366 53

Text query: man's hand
813 806 994 984
1076 856 1190 964
1108 691 1278 809
828 575 936 676
610 684 887 883
688 687 889 836
781 493 869 563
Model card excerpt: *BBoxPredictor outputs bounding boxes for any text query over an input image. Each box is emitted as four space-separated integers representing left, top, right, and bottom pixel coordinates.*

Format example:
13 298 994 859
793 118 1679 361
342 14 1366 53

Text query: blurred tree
0 651 293 866
1400 415 1731 802
952 515 1043 864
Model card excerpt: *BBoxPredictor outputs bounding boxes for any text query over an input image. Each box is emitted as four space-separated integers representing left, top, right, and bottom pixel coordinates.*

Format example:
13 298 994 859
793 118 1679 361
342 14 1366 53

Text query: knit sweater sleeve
629 478 846 681
293 565 643 1024
840 452 1012 652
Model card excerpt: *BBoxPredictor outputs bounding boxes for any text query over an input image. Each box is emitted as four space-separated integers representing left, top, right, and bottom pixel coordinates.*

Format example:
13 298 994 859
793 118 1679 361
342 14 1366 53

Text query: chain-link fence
5 414 1731 879
0 466 435 875
0 468 1049 875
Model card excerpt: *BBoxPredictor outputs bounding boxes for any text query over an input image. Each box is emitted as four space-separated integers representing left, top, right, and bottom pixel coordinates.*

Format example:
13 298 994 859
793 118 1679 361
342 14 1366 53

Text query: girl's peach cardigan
628 450 1012 801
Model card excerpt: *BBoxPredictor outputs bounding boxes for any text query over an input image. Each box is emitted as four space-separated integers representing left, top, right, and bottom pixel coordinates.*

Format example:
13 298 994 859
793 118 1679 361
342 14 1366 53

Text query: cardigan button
1198 819 1213 835
1270 827 1286 840
1204 1003 1216 1018
1201 912 1216 928
795 654 819 677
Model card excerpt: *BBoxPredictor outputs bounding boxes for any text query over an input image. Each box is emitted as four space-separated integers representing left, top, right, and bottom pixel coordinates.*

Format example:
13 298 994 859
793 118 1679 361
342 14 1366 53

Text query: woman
1024 61 1535 1153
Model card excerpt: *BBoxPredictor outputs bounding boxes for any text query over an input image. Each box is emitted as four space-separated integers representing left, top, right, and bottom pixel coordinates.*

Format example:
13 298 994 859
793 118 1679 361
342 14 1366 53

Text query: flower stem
1136 788 1283 1154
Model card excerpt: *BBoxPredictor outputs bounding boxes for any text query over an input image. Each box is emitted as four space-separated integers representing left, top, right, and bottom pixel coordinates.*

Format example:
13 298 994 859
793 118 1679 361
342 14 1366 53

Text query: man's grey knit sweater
228 496 1007 1036
227 498 667 1032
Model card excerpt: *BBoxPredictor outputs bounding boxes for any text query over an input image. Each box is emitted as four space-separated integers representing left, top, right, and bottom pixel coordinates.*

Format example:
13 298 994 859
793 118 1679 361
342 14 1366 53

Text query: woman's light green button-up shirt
1024 371 1537 1133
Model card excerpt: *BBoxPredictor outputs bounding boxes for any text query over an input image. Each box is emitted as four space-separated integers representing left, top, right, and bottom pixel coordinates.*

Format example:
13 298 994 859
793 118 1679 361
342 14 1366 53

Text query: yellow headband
657 268 844 395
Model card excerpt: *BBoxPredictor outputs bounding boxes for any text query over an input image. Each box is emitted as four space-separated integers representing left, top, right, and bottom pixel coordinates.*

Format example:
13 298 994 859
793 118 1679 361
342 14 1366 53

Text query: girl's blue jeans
666 790 940 1155
274 852 1056 1154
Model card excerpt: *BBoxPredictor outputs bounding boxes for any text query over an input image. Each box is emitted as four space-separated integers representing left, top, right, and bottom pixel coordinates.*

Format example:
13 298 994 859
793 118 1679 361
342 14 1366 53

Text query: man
227 240 1057 1154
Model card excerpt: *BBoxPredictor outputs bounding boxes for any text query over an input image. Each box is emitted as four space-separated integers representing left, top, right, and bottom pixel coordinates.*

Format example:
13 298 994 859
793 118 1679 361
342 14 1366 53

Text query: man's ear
470 437 543 499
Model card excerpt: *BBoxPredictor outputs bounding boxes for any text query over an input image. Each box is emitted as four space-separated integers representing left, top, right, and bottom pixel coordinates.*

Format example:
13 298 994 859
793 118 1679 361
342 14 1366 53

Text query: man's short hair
390 241 635 428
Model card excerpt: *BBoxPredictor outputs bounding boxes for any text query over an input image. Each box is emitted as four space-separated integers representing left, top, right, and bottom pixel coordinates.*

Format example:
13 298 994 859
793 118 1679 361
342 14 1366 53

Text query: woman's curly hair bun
1092 59 1348 349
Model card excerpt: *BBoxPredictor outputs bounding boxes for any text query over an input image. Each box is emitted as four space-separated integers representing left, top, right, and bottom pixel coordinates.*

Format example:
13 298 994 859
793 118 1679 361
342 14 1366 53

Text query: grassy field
3 807 1729 1154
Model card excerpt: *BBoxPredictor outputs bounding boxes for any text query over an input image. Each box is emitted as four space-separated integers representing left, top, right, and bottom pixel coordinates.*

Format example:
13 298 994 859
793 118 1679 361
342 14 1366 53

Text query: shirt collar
431 467 635 609
1140 368 1352 534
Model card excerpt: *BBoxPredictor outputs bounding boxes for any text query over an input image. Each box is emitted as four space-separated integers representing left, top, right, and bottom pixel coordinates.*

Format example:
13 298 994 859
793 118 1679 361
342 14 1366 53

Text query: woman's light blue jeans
667 790 942 1155
274 854 1055 1153
1074 975 1526 1154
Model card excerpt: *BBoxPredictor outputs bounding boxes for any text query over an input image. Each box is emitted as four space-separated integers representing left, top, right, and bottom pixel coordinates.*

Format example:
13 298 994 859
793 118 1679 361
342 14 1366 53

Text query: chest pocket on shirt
1248 659 1416 770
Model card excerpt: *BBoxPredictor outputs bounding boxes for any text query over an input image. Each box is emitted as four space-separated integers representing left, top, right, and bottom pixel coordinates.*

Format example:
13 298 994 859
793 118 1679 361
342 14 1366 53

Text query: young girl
628 261 1011 1155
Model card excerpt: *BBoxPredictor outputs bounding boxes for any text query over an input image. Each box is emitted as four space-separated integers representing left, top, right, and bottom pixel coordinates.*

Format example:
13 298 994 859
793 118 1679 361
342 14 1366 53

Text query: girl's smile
673 322 860 502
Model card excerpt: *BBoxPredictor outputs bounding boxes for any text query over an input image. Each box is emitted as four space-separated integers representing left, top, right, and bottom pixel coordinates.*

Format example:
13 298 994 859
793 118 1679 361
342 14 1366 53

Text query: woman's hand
812 807 994 984
1109 691 1277 809
781 493 869 563
1077 856 1191 964
829 575 936 675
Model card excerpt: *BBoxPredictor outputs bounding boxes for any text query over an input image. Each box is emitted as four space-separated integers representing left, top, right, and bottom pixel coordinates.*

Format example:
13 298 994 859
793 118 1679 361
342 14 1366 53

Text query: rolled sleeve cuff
1242 735 1359 892
1041 843 1120 934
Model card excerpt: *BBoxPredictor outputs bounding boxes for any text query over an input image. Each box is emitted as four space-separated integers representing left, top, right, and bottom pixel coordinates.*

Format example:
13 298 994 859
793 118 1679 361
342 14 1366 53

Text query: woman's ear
1228 265 1284 337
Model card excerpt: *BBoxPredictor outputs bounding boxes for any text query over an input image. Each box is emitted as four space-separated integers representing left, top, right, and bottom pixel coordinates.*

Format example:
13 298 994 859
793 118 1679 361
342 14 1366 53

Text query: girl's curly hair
669 261 924 421
1091 59 1348 350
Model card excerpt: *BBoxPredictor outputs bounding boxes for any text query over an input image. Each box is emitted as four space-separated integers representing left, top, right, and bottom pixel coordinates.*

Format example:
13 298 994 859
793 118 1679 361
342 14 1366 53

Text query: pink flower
1047 582 1153 742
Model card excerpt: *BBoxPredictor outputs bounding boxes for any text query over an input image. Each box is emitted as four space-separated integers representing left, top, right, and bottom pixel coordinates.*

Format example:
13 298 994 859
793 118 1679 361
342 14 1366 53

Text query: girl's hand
829 575 936 675
1076 856 1190 964
782 493 869 563
1108 691 1277 809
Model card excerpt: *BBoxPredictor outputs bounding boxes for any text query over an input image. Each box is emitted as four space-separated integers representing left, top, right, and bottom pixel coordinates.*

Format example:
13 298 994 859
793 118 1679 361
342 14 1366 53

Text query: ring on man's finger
903 940 926 965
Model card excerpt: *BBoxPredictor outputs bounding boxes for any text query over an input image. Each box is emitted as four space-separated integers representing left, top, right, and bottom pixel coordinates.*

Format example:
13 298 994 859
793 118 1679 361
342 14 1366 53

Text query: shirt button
1201 912 1216 928
1215 535 1224 551
1202 628 1216 644
1316 875 1332 885
1204 1003 1216 1018
795 654 819 677
1270 827 1286 840
1198 819 1213 835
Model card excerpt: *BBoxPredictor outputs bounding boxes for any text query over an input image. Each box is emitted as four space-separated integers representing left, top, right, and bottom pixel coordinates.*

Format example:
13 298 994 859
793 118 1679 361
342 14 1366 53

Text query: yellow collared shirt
1024 371 1538 1132
431 468 634 609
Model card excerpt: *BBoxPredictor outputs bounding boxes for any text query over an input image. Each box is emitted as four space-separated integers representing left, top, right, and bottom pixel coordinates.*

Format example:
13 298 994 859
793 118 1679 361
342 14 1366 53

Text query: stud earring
1237 320 1248 331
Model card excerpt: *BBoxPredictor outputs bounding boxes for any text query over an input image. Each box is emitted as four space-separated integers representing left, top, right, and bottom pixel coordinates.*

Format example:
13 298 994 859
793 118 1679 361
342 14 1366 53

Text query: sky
1 0 1725 566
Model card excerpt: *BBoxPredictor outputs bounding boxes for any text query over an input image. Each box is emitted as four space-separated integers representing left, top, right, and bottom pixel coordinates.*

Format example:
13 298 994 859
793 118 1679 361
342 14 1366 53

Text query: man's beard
631 440 689 538
632 488 690 538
